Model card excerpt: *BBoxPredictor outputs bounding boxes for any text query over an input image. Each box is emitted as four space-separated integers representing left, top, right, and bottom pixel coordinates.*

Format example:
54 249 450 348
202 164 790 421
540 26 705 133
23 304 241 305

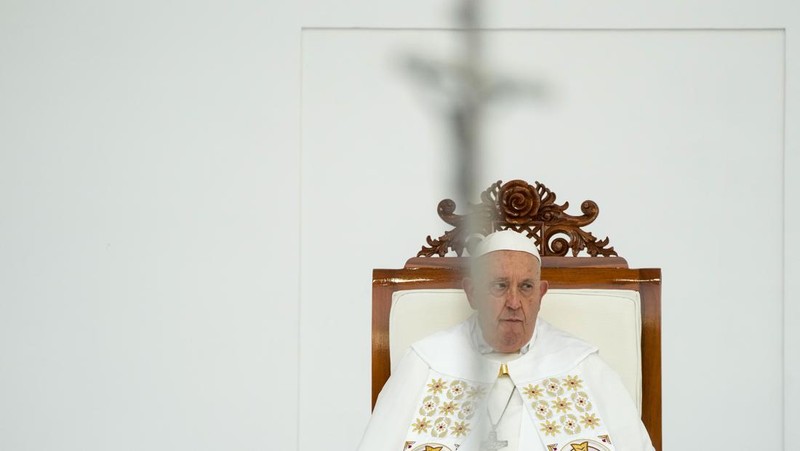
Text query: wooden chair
371 180 662 450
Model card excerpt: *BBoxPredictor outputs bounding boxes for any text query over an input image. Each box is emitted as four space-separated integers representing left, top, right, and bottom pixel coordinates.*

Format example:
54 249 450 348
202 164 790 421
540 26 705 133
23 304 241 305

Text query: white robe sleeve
356 349 430 451
580 354 655 451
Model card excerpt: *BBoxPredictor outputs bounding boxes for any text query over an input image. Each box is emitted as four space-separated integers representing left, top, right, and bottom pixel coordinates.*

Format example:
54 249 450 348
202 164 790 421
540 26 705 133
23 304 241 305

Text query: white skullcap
470 229 541 262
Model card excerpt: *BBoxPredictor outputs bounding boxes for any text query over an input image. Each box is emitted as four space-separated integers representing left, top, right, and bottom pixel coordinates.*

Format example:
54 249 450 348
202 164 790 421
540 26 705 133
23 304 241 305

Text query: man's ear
463 278 478 310
539 279 549 297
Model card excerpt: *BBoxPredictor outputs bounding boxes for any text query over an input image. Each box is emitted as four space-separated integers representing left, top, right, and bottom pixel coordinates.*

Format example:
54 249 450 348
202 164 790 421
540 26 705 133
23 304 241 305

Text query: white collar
413 316 597 384
468 314 538 355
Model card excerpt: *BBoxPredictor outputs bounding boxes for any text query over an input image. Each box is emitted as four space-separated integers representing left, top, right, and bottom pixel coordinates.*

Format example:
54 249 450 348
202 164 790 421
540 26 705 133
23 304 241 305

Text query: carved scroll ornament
418 180 618 258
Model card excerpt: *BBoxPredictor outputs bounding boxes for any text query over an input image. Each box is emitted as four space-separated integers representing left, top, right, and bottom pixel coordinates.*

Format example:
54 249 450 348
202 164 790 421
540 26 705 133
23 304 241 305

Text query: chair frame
372 257 662 450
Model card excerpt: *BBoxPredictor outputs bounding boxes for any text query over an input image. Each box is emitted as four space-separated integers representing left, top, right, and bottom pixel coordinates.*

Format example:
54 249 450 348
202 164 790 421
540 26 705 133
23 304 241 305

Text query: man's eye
488 282 507 294
520 283 534 294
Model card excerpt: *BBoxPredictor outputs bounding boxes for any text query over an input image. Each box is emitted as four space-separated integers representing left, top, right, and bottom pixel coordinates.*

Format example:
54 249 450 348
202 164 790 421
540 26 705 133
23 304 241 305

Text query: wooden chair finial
418 179 618 258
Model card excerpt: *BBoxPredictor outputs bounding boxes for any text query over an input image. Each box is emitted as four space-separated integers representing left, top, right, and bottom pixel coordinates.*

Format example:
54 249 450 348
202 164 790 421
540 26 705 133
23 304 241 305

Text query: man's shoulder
509 319 599 379
410 317 473 361
406 317 494 381
534 319 598 356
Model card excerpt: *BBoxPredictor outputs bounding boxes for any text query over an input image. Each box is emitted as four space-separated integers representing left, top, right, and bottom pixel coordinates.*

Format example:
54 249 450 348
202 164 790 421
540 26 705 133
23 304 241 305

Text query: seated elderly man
358 230 654 451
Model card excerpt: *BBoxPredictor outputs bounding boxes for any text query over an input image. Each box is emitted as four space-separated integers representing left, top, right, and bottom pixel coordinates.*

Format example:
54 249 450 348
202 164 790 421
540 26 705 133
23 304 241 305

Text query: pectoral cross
481 429 508 451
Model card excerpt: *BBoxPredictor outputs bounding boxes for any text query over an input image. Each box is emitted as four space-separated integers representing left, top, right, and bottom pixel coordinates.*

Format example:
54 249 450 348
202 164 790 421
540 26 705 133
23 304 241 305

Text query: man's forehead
477 250 540 273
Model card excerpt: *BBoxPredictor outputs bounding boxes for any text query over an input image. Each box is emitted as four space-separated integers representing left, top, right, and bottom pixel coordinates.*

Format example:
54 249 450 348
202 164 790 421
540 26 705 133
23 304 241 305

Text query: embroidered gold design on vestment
408 374 488 444
527 373 613 449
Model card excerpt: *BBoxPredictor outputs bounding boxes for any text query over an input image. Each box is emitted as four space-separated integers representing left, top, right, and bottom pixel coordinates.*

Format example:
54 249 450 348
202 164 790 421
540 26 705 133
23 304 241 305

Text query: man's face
464 250 548 353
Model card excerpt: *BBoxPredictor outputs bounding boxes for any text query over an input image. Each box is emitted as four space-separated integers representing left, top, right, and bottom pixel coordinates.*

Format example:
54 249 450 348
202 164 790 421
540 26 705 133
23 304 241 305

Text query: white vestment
358 316 654 451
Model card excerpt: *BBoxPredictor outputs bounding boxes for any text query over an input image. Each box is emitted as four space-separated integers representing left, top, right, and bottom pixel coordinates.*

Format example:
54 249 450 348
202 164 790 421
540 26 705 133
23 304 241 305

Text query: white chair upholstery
389 288 642 412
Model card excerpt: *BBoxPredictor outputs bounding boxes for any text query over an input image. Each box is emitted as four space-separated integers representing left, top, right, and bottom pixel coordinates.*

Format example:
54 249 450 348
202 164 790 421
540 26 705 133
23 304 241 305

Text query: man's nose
505 286 522 309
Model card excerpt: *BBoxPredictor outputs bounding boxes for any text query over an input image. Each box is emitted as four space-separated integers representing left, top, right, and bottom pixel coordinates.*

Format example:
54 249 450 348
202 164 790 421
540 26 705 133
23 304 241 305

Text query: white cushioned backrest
389 288 642 412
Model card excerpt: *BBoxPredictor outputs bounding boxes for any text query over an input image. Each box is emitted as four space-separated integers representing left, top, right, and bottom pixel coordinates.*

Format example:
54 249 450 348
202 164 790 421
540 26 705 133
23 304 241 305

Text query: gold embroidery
457 401 476 420
411 417 431 434
533 400 553 420
439 401 458 417
420 395 440 417
540 420 561 436
563 375 584 391
446 380 466 400
450 421 470 437
431 417 451 438
560 414 581 435
544 378 565 396
523 384 543 399
551 397 572 413
527 374 608 442
579 413 601 429
571 391 592 412
467 385 486 399
570 442 589 451
427 378 446 395
409 374 489 444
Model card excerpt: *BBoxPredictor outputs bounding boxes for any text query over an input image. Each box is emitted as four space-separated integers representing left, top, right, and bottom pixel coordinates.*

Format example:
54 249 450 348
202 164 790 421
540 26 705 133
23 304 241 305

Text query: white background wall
1 1 798 451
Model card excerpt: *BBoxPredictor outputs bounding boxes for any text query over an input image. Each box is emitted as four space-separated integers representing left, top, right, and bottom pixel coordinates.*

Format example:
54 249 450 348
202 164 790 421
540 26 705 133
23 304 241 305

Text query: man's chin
493 327 528 352
494 339 524 353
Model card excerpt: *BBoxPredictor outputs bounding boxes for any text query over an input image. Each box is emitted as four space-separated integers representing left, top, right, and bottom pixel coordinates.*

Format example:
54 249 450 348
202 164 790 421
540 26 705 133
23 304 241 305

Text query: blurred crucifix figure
403 0 547 212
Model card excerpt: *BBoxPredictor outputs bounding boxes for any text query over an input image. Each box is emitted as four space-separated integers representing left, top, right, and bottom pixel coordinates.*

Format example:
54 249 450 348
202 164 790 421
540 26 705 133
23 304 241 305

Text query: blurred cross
404 0 548 210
